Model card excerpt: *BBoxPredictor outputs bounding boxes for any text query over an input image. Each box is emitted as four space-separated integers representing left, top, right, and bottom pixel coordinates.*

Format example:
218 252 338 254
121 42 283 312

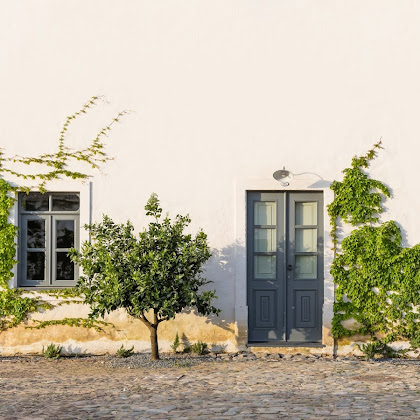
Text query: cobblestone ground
1 354 420 419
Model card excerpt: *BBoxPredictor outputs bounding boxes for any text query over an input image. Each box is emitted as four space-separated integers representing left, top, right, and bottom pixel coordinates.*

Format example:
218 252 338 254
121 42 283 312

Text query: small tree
70 194 220 360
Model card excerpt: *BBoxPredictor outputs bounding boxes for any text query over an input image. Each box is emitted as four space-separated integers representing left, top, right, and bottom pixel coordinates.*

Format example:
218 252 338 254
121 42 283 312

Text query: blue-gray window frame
18 192 80 288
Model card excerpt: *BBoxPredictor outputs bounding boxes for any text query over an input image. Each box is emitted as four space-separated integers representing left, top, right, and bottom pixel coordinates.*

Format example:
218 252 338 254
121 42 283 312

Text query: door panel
287 193 323 342
247 191 323 344
254 290 277 328
294 291 317 328
247 193 285 342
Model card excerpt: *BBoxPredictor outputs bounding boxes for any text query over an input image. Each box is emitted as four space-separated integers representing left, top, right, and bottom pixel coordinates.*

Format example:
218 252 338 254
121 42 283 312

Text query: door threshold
248 342 325 348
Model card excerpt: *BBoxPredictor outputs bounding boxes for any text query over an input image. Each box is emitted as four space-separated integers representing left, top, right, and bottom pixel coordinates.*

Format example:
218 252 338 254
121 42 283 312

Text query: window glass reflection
52 194 79 211
56 252 74 280
27 252 45 280
56 220 74 248
27 220 45 248
21 193 49 211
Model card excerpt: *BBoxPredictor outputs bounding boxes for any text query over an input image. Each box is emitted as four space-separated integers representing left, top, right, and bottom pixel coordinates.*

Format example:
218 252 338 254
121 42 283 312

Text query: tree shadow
179 242 243 337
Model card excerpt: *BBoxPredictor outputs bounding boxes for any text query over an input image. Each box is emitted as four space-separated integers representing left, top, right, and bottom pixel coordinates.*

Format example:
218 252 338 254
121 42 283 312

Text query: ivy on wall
329 142 420 349
0 96 128 333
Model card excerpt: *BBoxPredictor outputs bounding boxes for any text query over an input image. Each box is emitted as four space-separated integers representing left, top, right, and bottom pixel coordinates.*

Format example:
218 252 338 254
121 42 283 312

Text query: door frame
233 177 335 350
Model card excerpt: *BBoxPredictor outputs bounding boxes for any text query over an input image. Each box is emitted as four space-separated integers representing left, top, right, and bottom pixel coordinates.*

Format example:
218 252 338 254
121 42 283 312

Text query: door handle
287 264 293 271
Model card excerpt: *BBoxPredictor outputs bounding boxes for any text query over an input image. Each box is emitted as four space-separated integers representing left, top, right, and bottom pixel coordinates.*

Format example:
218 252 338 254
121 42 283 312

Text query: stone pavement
1 354 420 419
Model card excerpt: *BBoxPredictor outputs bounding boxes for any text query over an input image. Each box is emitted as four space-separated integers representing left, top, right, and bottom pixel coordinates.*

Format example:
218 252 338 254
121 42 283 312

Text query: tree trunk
150 324 159 360
137 310 160 361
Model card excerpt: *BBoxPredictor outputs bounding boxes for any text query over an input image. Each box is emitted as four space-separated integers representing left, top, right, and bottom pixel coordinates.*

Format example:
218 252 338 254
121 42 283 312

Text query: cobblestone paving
1 354 420 419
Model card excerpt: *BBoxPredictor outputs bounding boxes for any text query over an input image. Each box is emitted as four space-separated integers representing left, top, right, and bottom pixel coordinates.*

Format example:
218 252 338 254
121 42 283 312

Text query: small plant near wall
171 333 181 353
70 193 220 361
329 142 420 351
357 339 403 360
42 343 63 359
0 96 128 333
116 344 135 358
190 341 208 355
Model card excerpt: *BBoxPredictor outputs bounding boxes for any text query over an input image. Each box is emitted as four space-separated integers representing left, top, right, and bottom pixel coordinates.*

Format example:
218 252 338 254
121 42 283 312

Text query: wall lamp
273 167 294 187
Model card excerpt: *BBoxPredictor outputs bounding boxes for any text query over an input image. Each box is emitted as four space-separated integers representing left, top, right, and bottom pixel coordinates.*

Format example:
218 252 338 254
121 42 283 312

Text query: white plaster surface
2 1 420 353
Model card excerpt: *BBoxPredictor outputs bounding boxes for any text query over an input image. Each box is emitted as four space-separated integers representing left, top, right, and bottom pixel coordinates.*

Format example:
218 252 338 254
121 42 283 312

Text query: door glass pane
254 255 276 279
295 202 317 225
52 194 80 211
27 220 45 248
27 252 45 280
296 228 317 252
295 255 317 279
56 220 74 248
254 202 276 225
21 193 49 211
56 252 74 280
254 228 276 252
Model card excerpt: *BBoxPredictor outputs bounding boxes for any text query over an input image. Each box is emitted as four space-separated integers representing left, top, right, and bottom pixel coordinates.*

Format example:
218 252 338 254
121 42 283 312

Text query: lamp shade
273 168 294 183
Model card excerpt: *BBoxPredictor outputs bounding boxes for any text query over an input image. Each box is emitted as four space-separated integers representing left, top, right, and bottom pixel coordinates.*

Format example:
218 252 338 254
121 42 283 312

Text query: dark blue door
247 191 323 344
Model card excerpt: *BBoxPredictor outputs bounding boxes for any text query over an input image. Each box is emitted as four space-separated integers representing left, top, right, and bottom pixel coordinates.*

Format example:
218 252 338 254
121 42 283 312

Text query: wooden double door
247 191 323 344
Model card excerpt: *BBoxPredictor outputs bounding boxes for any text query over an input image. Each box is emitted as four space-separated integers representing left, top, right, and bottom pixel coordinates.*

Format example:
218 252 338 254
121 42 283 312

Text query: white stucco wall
2 0 420 354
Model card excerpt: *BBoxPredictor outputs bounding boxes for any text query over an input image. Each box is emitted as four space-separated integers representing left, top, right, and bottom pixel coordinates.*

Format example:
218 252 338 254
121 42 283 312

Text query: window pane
27 220 45 248
56 220 74 248
27 252 45 280
296 228 317 252
295 202 317 225
254 255 276 279
52 194 80 211
21 193 49 211
254 202 276 225
56 252 74 280
254 228 276 252
295 255 317 279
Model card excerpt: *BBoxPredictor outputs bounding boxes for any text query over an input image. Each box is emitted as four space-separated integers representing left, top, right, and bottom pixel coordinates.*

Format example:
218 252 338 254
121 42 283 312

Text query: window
18 192 80 287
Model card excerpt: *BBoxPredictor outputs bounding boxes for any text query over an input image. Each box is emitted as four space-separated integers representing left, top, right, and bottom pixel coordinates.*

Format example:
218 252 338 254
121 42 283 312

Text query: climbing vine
0 96 128 333
329 142 420 349
328 141 390 250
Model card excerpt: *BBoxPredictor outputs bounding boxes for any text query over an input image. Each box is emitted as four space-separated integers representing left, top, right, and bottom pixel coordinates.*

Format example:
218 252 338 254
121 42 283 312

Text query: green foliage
328 141 390 249
0 96 129 193
71 194 220 360
42 343 63 359
171 332 181 353
115 344 135 358
357 340 402 360
0 96 127 333
331 221 420 345
72 194 220 322
27 317 109 332
0 288 53 330
0 179 18 289
330 143 420 350
190 341 208 355
43 288 83 299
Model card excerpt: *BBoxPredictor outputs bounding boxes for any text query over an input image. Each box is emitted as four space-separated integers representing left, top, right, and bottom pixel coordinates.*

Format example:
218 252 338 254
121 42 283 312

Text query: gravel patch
0 353 221 368
108 353 219 369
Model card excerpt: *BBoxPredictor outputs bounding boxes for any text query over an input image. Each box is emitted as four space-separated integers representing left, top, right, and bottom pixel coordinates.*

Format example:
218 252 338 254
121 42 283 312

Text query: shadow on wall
181 241 243 336
169 241 246 351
